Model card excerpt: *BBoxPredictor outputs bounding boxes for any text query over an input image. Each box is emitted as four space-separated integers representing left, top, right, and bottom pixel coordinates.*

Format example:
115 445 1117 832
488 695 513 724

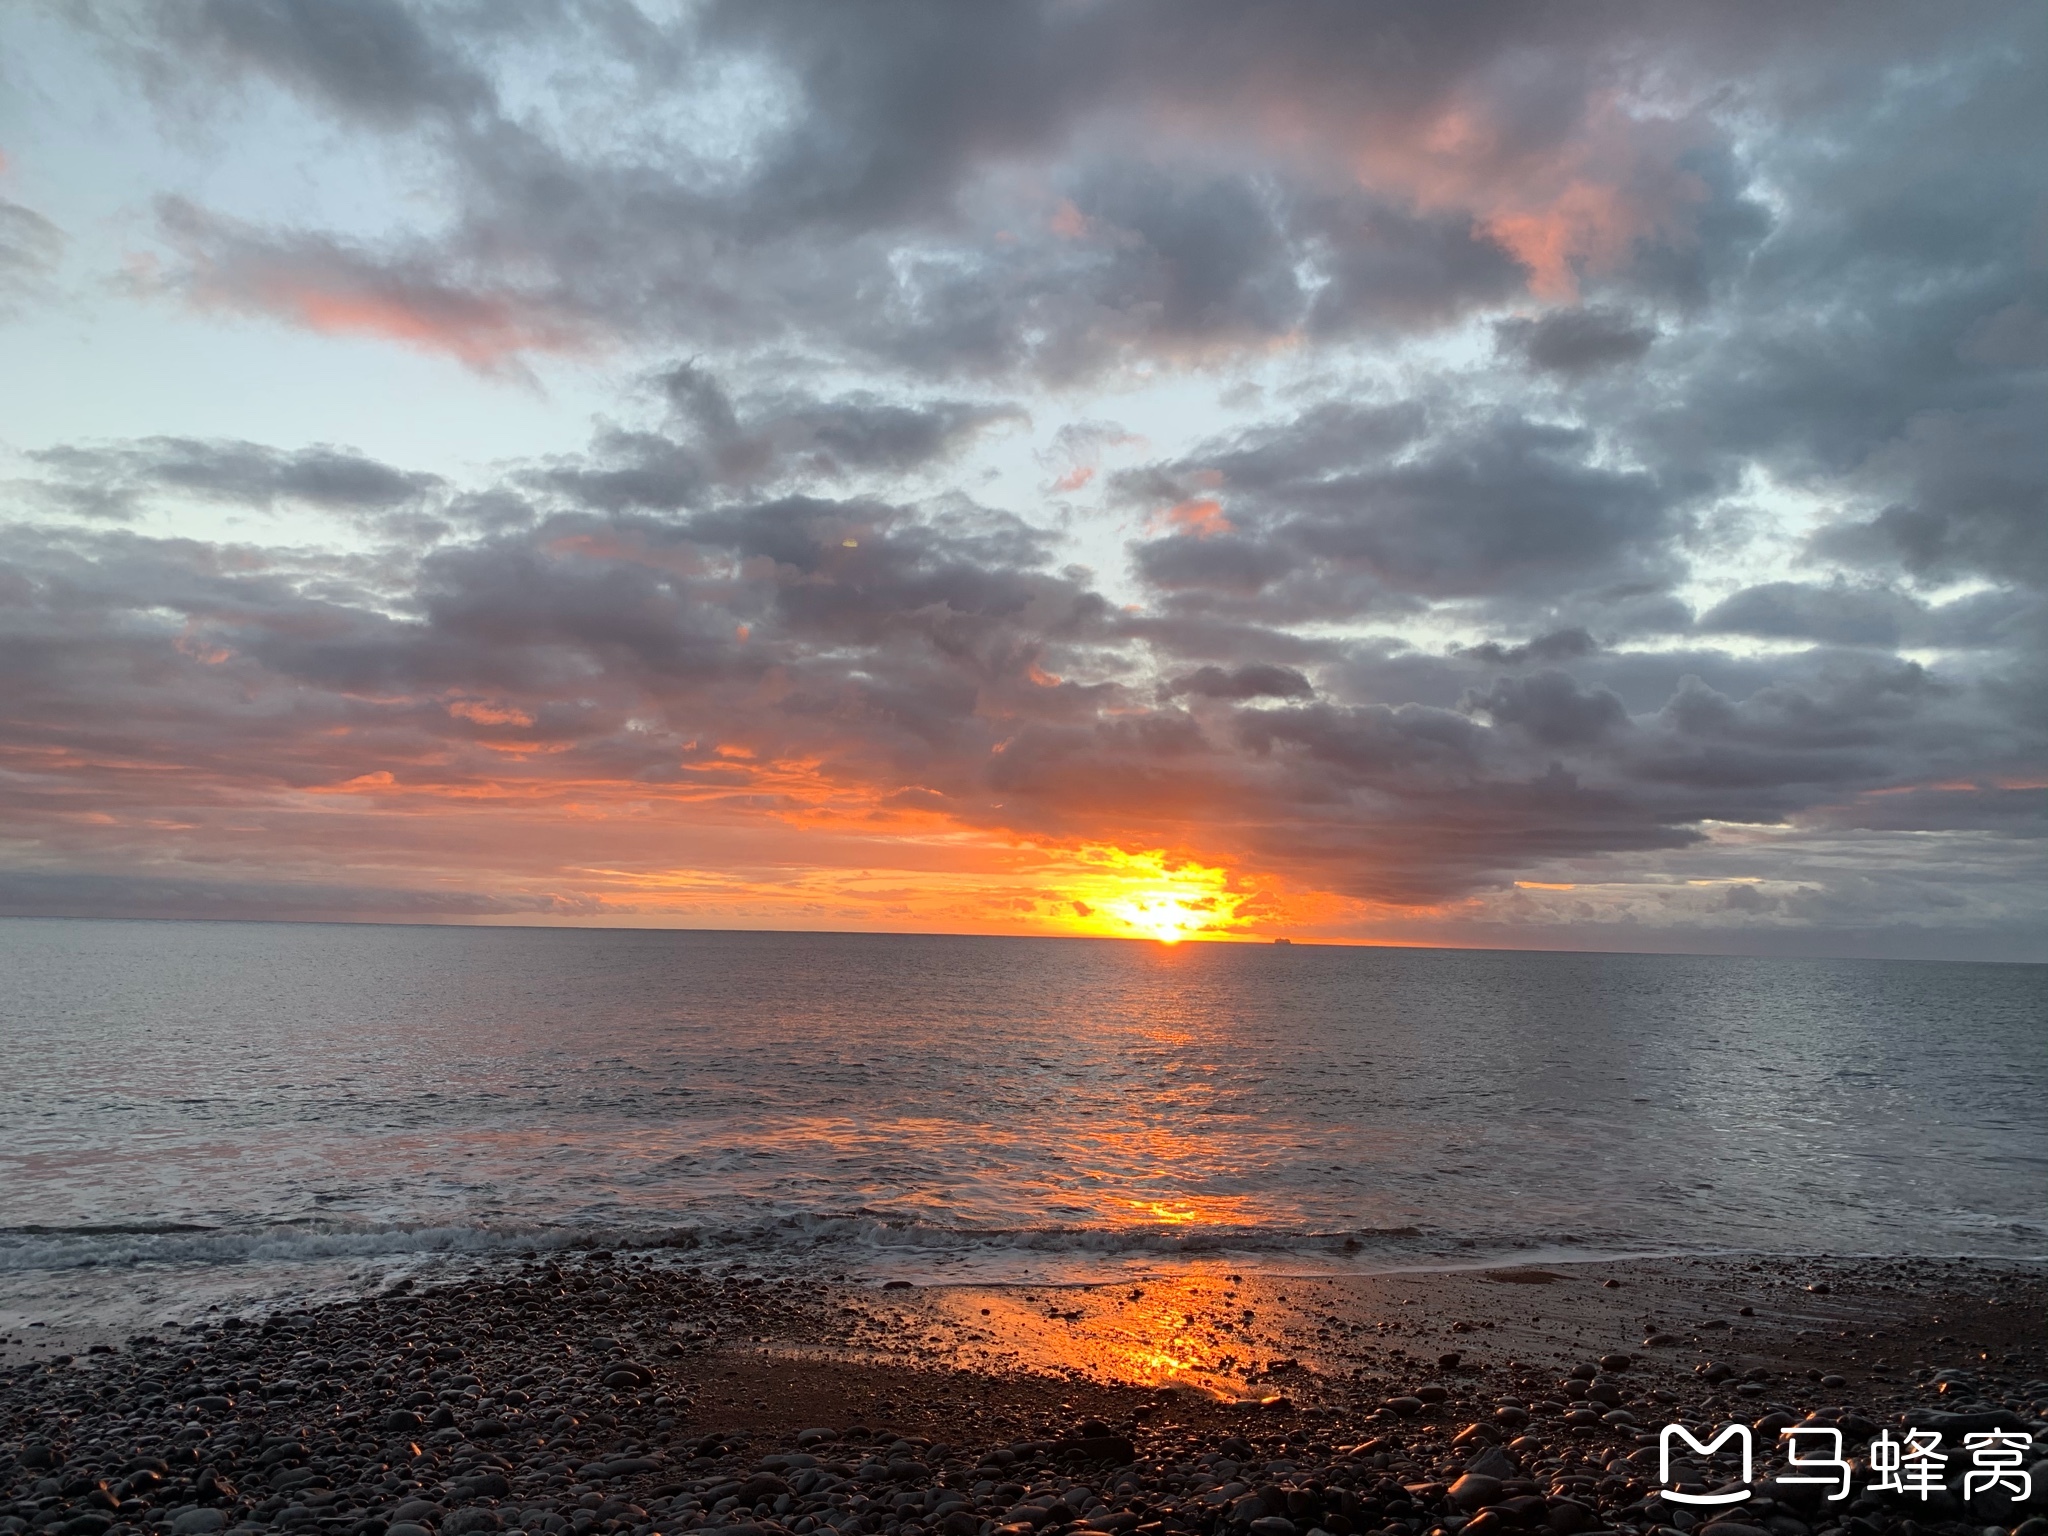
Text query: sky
0 1 2042 957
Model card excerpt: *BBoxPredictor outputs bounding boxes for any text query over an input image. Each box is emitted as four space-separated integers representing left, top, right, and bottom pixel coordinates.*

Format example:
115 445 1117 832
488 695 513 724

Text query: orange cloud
1158 497 1233 538
273 284 579 371
155 198 587 374
1481 180 1644 301
1342 93 1705 302
448 700 535 728
1161 76 1708 304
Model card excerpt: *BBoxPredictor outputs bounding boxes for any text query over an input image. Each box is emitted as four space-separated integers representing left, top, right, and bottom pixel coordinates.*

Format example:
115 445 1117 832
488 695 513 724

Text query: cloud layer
1 1 2042 954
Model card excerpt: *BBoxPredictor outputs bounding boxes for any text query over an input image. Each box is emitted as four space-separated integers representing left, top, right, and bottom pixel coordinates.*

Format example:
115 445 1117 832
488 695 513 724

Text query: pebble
1447 1473 1501 1511
1461 1446 1516 1481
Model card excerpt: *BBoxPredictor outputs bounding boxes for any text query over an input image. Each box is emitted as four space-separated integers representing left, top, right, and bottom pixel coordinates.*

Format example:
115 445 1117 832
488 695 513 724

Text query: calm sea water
1 920 2042 1333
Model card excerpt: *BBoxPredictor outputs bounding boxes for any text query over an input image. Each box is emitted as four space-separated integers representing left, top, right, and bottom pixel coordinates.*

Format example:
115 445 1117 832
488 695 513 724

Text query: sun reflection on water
919 1269 1337 1400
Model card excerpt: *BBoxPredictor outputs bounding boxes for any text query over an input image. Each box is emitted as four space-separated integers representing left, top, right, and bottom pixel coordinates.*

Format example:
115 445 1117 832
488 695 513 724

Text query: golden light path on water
902 1270 1297 1400
819 1264 1595 1405
11 923 2031 1365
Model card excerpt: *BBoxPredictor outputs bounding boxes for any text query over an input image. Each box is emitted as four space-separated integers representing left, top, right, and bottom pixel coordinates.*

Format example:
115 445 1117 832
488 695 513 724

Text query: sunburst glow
1057 847 1246 943
1101 892 1211 943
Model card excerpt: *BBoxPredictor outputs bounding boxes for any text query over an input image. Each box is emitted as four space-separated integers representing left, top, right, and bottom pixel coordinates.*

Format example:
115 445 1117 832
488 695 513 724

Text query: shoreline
8 1243 2046 1374
3 1255 2043 1536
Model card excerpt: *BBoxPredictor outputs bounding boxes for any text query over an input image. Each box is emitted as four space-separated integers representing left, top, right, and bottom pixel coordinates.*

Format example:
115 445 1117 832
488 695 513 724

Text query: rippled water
1 919 2042 1331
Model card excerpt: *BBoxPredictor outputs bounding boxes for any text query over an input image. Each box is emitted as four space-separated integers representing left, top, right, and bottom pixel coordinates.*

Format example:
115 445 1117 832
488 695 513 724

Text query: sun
1099 891 1212 944
1054 846 1246 942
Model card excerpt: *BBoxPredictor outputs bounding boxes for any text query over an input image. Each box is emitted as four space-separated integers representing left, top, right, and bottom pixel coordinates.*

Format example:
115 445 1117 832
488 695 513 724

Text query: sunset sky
0 2 2041 957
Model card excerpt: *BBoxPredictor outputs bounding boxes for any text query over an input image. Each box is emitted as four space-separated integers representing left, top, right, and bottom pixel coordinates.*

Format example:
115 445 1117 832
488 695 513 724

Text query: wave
0 1211 2020 1294
0 1208 1497 1277
0 1222 220 1237
0 1220 578 1274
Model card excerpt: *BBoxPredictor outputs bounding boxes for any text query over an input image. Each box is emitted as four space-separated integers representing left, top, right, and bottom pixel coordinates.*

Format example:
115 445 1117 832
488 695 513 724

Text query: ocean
1 919 2042 1339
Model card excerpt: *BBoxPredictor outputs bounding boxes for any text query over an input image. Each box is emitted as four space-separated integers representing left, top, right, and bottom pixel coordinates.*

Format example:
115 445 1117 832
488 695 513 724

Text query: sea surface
1 919 2042 1337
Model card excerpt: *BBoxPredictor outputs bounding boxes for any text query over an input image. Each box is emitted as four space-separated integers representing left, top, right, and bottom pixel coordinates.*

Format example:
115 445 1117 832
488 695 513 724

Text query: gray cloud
534 372 1026 515
1700 580 2043 650
1496 307 1656 373
6 2 2043 950
147 0 496 127
92 0 1862 375
1457 628 1600 667
0 197 64 315
1811 399 2048 588
2 402 2040 934
0 868 583 922
27 436 444 521
1463 670 1630 749
1167 663 1315 702
1121 408 1682 624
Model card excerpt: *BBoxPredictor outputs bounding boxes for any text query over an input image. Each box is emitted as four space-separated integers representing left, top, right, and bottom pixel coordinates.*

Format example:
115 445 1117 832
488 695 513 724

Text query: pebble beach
4 1255 2044 1536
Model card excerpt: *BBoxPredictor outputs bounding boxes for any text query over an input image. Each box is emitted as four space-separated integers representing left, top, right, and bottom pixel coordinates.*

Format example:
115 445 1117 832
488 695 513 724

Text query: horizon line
0 910 2038 966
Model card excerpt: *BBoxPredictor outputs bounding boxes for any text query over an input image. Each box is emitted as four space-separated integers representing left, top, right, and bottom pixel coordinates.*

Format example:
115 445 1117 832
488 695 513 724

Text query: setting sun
1056 846 1246 942
1101 891 1210 943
